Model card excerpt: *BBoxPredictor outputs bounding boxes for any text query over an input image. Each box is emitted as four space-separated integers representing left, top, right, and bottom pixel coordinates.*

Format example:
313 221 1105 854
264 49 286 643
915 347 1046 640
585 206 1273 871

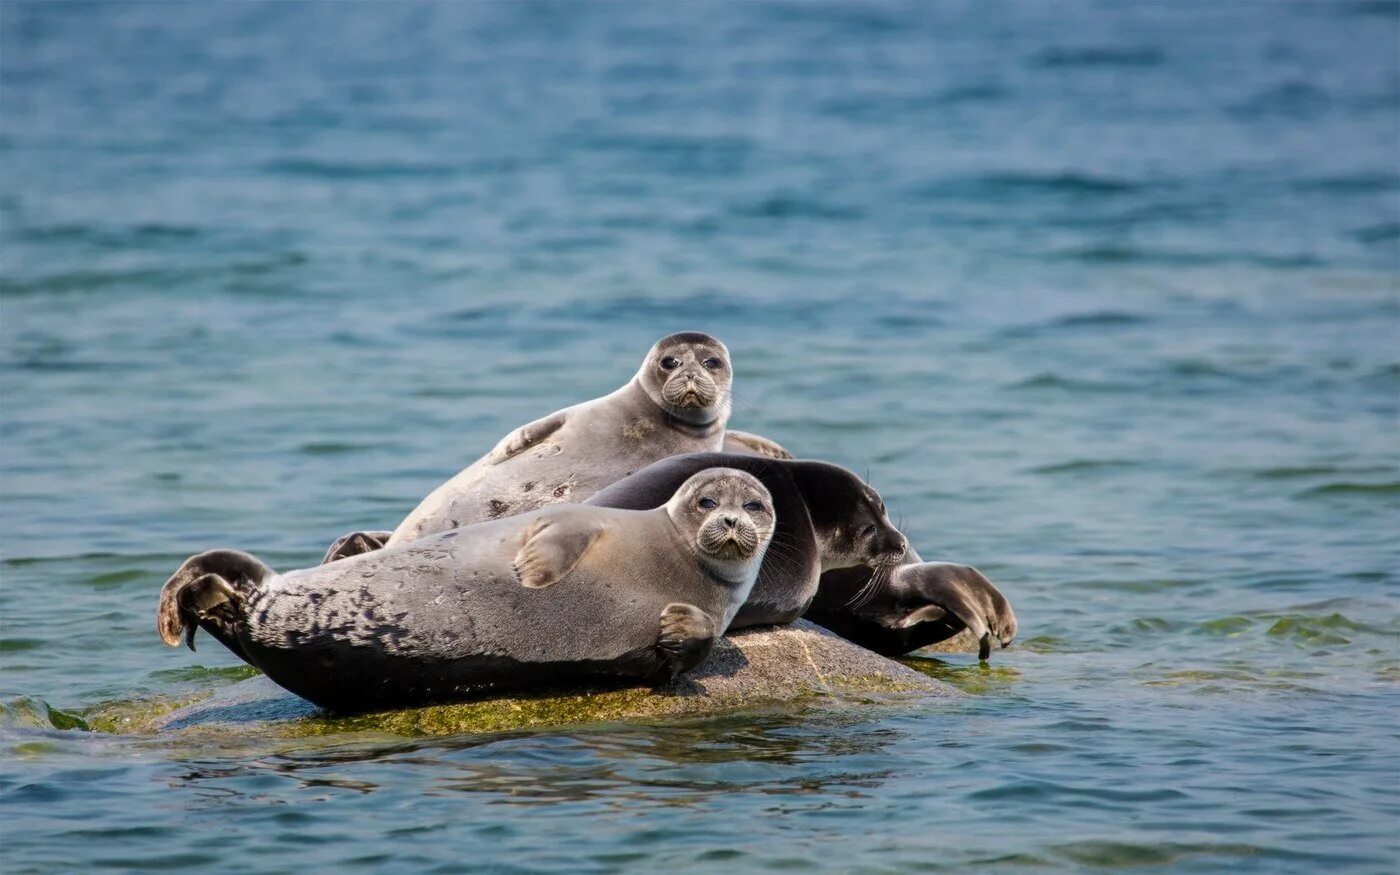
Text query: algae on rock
110 621 960 739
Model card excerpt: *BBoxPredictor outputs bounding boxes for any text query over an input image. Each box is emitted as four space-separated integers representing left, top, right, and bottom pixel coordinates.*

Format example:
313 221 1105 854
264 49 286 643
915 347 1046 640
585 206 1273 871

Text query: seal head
788 461 907 572
635 332 732 429
664 467 774 587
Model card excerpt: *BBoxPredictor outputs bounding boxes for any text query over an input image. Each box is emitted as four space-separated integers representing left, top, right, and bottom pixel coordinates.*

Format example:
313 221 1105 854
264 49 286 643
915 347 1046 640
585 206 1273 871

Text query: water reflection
159 707 915 809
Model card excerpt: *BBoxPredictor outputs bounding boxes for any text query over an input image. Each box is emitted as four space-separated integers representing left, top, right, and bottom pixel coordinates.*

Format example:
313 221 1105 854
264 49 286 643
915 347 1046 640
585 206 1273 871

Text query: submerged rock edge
90 621 962 738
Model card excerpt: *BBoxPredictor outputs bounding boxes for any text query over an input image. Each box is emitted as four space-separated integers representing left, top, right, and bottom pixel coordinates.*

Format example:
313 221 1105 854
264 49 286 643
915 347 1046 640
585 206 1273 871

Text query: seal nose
723 515 737 528
878 531 906 558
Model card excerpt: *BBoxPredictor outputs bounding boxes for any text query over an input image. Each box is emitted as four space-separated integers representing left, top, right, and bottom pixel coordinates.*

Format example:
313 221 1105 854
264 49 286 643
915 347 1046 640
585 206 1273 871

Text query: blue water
2 1 1398 872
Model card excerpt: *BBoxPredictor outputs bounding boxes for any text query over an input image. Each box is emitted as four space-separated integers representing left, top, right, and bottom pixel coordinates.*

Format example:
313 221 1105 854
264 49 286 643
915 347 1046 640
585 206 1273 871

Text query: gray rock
92 621 960 739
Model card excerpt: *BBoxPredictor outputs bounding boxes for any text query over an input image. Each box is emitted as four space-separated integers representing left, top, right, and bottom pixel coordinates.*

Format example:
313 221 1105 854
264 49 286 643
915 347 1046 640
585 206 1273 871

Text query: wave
1296 481 1400 498
1051 244 1326 268
915 171 1152 200
729 194 864 221
1230 81 1331 120
263 158 460 180
1005 373 1136 393
0 696 89 732
1353 222 1400 244
13 222 203 247
1250 465 1391 480
1034 47 1165 68
1029 459 1138 475
1294 172 1400 194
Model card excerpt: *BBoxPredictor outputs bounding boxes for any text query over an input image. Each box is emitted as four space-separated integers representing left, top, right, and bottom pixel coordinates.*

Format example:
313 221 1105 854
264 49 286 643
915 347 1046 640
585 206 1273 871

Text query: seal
158 468 775 713
587 452 1015 657
585 452 908 629
379 332 734 552
320 420 790 564
807 551 1018 659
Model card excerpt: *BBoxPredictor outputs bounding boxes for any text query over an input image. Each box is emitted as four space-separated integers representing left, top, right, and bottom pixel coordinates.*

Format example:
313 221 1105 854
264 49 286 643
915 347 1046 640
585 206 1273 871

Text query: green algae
297 685 669 738
84 667 943 740
900 659 1023 696
0 696 92 732
83 690 214 735
1265 617 1351 646
79 623 959 740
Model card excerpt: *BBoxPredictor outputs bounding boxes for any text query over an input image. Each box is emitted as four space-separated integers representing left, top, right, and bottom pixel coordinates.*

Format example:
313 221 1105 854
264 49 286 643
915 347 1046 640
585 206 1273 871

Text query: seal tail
157 549 273 662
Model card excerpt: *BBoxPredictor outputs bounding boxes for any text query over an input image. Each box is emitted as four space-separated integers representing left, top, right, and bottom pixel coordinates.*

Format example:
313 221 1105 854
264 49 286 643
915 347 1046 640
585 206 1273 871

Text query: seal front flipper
650 602 717 682
722 429 794 460
157 549 273 662
321 530 393 565
487 410 568 464
898 564 1017 660
511 511 605 589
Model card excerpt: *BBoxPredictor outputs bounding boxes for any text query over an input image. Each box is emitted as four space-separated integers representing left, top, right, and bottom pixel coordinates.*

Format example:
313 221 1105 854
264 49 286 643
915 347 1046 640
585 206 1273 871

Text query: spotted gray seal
383 332 733 551
158 468 774 712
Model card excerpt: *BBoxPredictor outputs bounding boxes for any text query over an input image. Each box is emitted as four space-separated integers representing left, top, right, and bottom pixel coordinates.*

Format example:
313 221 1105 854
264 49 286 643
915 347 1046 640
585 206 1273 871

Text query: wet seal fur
316 453 1011 656
809 550 1018 659
383 332 735 549
159 469 774 713
589 453 1015 657
586 453 908 630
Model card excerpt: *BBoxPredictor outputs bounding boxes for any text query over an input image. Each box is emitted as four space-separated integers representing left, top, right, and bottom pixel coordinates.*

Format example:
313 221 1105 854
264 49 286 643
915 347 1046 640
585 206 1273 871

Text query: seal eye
861 525 876 537
702 357 724 370
698 497 718 510
660 356 680 370
743 500 764 513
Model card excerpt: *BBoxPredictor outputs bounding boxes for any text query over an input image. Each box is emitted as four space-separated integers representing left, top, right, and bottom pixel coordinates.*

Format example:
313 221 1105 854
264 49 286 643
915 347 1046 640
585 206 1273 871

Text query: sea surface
2 2 1398 872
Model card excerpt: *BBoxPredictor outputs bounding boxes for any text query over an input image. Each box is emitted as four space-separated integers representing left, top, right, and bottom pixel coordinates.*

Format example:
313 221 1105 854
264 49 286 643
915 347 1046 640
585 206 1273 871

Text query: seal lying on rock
585 453 908 630
671 430 1020 659
318 453 1013 657
384 332 735 549
321 337 798 565
158 468 774 713
590 453 1015 658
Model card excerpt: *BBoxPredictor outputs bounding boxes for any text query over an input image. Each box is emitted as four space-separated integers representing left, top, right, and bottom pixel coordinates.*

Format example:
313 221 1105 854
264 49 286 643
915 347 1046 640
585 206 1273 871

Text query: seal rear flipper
157 549 273 663
321 530 393 565
722 429 794 460
511 511 605 589
649 602 717 683
487 410 567 464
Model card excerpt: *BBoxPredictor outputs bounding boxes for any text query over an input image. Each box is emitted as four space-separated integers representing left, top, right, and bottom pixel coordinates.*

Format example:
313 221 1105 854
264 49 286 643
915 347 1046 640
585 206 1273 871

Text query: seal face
382 332 734 547
636 333 733 429
666 467 775 591
158 469 773 712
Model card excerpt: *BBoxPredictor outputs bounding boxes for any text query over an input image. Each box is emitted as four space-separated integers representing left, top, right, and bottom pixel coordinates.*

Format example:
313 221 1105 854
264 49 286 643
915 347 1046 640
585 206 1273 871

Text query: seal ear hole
698 497 718 510
660 356 680 370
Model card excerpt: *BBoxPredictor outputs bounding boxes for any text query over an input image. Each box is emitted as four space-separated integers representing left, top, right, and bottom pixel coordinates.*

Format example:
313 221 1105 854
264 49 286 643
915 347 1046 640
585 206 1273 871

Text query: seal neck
626 377 727 438
698 559 749 589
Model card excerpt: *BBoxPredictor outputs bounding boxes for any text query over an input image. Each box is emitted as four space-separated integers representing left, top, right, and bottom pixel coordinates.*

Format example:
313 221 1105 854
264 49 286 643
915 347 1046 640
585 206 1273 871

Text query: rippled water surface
3 2 1398 872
